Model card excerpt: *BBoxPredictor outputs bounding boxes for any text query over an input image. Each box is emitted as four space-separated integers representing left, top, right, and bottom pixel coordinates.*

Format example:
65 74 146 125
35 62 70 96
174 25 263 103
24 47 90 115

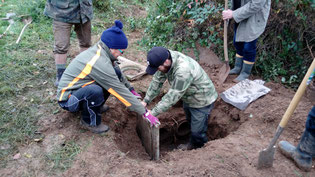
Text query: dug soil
2 30 314 177
2 15 314 177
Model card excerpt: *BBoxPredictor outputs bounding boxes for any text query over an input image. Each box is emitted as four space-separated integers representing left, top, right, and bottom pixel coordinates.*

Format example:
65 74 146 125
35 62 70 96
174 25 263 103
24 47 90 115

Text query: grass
0 0 53 167
0 0 149 172
46 140 81 173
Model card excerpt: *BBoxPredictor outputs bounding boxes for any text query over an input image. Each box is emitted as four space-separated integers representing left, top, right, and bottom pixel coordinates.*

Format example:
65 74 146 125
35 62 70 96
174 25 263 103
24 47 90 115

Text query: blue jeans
58 84 109 126
233 24 257 62
306 106 315 137
183 103 215 148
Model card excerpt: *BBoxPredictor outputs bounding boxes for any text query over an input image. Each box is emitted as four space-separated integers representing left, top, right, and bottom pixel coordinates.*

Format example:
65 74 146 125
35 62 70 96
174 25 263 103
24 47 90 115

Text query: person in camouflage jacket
44 0 94 86
57 20 159 134
142 47 218 150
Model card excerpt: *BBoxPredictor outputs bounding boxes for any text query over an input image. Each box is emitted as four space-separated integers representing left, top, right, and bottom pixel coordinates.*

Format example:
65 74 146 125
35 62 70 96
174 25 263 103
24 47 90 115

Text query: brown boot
80 119 109 134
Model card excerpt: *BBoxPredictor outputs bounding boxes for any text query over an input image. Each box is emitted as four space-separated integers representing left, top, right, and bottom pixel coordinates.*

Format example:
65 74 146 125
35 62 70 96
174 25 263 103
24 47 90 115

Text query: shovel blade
218 62 230 84
257 145 276 169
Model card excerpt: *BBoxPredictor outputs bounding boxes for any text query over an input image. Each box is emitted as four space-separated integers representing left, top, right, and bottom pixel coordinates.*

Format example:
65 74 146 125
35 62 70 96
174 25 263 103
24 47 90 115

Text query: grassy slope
0 0 148 171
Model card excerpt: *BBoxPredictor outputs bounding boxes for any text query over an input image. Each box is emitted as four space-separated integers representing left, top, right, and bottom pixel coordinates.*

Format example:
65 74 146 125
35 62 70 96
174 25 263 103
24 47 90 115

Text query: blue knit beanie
101 20 128 49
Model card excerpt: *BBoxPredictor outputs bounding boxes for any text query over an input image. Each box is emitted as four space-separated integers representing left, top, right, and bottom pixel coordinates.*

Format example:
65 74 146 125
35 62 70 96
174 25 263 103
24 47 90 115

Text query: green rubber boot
55 68 65 87
229 57 243 75
278 130 315 171
234 62 254 82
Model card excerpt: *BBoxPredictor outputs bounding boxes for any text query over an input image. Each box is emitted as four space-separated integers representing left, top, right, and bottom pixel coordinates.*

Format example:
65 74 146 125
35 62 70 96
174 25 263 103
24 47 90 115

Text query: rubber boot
55 68 65 87
80 102 109 134
278 130 315 171
80 119 109 134
229 57 243 75
234 62 254 82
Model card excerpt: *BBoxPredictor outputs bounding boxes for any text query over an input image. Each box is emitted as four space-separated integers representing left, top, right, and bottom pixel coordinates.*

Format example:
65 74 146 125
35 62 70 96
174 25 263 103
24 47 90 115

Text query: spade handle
279 58 315 128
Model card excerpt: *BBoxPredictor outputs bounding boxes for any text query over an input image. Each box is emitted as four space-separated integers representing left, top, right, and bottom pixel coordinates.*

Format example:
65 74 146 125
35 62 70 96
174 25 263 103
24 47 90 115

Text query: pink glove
131 89 141 99
143 111 160 127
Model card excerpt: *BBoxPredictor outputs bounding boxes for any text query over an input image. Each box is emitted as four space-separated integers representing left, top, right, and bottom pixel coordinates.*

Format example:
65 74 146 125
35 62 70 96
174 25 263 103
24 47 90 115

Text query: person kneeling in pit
56 20 160 134
142 47 218 150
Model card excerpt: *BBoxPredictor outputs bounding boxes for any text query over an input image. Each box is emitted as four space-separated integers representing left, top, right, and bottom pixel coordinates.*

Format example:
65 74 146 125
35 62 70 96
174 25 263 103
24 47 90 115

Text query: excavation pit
110 98 246 160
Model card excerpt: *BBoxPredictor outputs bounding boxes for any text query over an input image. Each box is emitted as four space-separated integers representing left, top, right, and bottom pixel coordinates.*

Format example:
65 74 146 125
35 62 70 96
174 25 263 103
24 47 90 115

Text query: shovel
218 0 230 85
257 58 315 169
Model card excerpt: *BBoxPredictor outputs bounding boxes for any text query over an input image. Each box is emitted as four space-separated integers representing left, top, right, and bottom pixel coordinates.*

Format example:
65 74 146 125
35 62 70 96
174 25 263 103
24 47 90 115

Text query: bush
255 0 315 88
141 0 315 88
17 0 47 22
141 0 223 53
93 0 111 10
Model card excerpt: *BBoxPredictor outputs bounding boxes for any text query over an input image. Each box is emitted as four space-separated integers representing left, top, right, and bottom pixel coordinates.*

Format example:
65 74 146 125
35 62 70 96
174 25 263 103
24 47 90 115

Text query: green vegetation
141 0 224 53
0 0 313 173
46 140 81 173
0 0 53 168
0 0 148 170
141 0 315 88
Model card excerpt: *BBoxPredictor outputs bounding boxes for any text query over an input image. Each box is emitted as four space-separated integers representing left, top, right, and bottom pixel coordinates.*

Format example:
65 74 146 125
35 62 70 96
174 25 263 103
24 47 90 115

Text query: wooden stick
16 19 32 44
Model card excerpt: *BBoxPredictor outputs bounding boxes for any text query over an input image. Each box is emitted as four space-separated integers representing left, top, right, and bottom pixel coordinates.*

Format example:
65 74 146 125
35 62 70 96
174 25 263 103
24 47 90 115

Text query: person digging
222 0 271 82
278 79 315 171
141 47 218 150
57 20 160 133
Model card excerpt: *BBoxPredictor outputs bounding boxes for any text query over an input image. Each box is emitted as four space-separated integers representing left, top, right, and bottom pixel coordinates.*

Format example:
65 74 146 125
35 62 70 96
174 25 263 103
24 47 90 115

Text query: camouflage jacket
44 0 93 24
57 41 146 115
144 50 218 117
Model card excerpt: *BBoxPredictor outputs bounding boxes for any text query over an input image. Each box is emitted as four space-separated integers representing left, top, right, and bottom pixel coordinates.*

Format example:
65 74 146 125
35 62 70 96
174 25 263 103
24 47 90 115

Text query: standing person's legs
53 20 72 86
234 38 257 82
58 84 109 133
179 103 214 150
305 106 315 137
278 106 315 171
189 103 214 148
75 20 92 53
230 24 244 75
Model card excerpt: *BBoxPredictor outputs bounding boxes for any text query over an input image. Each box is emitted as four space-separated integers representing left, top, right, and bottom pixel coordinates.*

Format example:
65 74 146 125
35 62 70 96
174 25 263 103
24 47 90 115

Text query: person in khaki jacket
44 0 93 87
278 74 315 172
222 0 271 82
57 20 160 134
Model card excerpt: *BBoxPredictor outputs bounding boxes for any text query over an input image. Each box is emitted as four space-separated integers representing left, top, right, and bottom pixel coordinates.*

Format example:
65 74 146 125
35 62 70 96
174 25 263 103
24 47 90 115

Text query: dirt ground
1 9 315 177
1 30 314 177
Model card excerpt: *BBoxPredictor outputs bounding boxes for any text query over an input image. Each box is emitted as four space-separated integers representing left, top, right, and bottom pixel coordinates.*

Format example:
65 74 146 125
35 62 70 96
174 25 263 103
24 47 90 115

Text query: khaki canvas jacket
232 0 271 42
144 50 218 117
57 41 146 115
44 0 93 24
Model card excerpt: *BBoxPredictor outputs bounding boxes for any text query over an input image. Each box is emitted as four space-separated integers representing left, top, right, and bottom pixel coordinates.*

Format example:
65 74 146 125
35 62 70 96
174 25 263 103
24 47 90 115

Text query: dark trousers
306 106 315 137
183 103 215 148
58 84 110 126
233 24 258 63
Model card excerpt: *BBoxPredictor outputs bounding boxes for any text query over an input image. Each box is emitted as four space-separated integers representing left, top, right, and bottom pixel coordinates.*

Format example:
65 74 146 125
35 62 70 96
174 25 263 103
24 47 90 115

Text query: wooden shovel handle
223 0 228 62
279 58 315 128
